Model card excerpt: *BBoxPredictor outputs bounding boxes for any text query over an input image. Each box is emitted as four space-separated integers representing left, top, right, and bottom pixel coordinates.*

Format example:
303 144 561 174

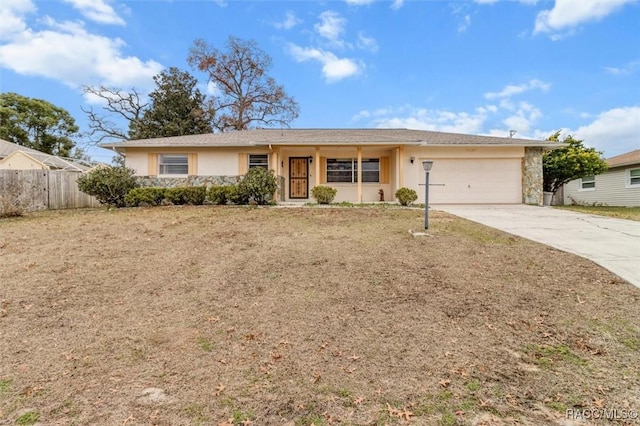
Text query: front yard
1 207 639 425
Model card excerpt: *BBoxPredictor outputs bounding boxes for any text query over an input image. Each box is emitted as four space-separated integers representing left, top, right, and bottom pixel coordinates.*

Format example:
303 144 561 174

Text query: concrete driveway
436 205 640 289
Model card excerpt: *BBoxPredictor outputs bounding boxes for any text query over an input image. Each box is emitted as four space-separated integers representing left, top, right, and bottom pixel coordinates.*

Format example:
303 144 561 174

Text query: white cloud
345 0 375 5
62 0 125 25
0 16 163 90
502 102 543 133
315 11 346 46
458 15 471 33
484 79 550 100
604 60 640 76
274 11 301 30
354 105 490 134
391 0 404 10
534 0 634 35
357 32 378 52
287 44 362 82
0 0 36 40
574 106 640 156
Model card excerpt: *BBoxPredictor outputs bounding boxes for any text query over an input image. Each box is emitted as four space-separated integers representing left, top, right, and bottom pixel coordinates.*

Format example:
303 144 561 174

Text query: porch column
315 147 320 188
398 146 405 188
270 148 279 201
357 146 362 203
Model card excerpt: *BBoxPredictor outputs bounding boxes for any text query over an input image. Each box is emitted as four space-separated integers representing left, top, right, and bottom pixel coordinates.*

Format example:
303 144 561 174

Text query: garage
427 158 522 204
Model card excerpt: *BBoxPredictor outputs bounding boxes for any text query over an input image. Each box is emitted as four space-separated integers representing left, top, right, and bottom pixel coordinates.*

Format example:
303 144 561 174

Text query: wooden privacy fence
0 169 101 210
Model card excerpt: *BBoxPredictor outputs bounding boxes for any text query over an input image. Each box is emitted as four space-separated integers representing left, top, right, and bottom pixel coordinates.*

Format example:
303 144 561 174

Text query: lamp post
422 160 434 229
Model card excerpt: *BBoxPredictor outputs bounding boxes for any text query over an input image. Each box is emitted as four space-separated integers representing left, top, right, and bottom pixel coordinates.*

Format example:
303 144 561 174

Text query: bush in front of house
311 185 337 204
226 184 250 205
164 186 207 205
77 165 138 207
125 187 167 207
207 185 230 205
238 167 277 205
395 187 418 206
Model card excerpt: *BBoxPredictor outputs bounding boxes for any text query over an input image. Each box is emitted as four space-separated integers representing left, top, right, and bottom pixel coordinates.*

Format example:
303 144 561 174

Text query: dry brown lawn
1 206 639 426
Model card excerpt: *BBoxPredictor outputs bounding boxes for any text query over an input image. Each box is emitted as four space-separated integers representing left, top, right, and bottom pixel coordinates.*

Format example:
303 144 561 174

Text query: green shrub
311 185 337 204
125 187 166 207
164 186 206 205
226 184 250 205
77 165 138 207
238 167 277 205
395 187 418 206
207 185 229 205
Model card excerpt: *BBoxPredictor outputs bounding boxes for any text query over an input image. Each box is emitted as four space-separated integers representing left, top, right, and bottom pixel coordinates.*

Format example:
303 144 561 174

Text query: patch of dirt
1 206 639 425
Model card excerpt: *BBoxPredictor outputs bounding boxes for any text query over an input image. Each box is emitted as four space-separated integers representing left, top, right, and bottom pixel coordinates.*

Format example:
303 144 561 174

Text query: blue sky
0 0 638 163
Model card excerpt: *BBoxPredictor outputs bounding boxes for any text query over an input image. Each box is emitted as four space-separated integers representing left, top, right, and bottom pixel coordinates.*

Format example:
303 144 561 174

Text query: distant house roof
607 149 640 168
99 128 561 150
0 138 92 172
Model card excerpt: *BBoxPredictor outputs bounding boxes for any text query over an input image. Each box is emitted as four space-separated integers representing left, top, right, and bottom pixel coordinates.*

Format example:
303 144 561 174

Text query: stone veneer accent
522 147 543 205
136 175 241 188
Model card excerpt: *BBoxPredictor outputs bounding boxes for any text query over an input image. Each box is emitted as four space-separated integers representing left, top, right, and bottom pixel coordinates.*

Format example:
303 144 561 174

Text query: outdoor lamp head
422 160 434 172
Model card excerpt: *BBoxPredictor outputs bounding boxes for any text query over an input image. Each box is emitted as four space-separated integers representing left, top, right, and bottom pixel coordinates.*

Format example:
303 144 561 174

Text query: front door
289 157 309 199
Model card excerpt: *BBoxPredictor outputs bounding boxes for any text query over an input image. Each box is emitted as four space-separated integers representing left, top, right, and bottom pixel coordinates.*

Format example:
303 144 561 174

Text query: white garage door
427 158 522 204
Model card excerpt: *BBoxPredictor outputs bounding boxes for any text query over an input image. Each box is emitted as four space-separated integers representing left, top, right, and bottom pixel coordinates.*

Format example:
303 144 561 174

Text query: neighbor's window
580 175 596 190
249 154 269 169
326 158 379 183
159 154 188 175
629 168 640 187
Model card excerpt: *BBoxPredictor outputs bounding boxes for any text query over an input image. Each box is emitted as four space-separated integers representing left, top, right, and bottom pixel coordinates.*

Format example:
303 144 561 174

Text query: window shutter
238 153 248 175
380 156 389 184
320 157 327 184
188 153 198 176
148 153 158 176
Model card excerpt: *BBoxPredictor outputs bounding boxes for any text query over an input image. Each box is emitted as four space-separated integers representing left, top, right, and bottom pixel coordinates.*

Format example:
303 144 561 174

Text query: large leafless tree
187 36 299 132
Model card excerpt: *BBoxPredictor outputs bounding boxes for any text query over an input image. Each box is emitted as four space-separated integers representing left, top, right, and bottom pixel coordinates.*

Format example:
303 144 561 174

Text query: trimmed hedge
125 187 167 207
311 185 337 204
395 187 418 206
164 186 207 205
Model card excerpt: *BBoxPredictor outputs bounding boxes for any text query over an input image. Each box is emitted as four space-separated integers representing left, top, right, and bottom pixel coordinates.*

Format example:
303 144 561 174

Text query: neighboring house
563 148 640 207
99 128 560 205
0 138 92 172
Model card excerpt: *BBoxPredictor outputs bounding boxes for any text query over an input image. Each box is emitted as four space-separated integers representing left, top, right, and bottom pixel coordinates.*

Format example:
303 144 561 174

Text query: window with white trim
159 154 188 175
326 158 379 183
628 168 640 187
580 175 595 190
249 154 269 169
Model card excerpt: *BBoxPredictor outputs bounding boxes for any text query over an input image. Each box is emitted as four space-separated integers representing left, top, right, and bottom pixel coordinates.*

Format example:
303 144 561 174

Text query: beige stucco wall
0 151 48 170
123 145 531 204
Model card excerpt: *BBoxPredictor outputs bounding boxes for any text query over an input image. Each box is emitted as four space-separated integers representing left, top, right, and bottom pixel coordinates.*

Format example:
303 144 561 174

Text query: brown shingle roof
607 149 640 168
99 128 561 149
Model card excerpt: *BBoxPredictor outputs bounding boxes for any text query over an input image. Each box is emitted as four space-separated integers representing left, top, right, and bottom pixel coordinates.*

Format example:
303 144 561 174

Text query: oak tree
0 92 79 157
187 36 299 132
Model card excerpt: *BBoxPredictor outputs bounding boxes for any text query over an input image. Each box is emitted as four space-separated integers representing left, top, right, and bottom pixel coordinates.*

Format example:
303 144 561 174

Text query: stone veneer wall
136 175 241 188
522 147 543 205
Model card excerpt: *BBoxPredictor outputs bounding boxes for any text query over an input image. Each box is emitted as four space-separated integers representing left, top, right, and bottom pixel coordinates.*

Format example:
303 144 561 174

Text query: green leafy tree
130 67 212 139
187 36 300 132
77 165 138 207
0 92 79 156
543 131 608 194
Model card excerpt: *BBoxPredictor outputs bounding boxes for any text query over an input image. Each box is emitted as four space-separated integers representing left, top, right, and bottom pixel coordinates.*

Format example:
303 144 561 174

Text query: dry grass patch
1 206 639 425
